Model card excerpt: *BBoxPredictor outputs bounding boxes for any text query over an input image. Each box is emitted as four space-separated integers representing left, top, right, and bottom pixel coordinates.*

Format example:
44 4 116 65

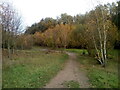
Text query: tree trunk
7 42 11 59
94 9 105 66
101 7 107 67
92 36 103 64
103 25 107 67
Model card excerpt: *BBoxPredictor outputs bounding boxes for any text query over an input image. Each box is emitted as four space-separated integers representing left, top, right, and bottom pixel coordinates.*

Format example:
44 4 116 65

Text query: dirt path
44 52 90 88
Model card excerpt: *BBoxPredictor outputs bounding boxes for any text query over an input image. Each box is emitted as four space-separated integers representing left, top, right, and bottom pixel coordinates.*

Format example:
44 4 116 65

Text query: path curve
44 51 90 88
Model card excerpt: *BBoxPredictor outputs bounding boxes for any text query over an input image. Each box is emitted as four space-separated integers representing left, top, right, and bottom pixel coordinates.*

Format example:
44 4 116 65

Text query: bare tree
0 2 22 58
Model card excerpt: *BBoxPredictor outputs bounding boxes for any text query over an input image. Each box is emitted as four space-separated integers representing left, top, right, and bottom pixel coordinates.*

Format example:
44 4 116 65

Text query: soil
44 52 90 88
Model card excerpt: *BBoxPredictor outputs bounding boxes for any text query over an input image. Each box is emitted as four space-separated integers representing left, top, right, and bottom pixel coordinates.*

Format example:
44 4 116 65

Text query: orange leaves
32 24 74 48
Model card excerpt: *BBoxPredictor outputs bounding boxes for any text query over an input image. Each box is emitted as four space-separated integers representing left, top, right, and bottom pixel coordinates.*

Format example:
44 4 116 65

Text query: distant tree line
1 1 119 66
24 2 119 67
25 1 119 49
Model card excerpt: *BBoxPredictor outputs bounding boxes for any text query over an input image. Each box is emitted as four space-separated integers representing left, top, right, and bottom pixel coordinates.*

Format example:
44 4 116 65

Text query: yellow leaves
32 24 74 47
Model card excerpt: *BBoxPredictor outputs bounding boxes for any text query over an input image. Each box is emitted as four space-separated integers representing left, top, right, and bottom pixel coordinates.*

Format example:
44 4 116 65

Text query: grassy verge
62 80 80 88
65 49 88 55
2 48 68 88
66 48 119 88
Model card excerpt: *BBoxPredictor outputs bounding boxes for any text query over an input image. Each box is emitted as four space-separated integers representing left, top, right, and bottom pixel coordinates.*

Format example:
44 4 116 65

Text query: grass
88 68 118 88
65 49 88 55
2 47 119 88
62 80 80 88
2 48 68 88
66 48 119 88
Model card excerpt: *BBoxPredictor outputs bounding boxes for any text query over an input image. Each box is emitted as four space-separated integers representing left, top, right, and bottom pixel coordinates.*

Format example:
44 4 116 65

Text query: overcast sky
1 0 117 29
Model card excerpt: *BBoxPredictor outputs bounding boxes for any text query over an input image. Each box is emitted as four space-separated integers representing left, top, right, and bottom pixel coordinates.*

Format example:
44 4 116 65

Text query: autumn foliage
1 1 119 66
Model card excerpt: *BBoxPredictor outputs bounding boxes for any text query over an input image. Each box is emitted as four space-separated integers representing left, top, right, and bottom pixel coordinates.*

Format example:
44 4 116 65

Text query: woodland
1 1 120 88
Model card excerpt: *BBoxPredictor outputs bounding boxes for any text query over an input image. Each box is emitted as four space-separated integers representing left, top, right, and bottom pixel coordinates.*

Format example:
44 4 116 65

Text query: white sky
1 0 117 29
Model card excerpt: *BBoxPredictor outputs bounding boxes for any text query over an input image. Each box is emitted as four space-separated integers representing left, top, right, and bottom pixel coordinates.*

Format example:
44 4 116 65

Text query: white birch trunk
94 7 105 65
91 0 107 66
92 36 103 64
98 27 104 64
101 7 107 67
103 24 107 61
104 29 107 60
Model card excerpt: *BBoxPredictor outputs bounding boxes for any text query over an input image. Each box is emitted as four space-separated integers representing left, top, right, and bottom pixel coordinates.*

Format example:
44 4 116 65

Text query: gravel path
44 52 90 88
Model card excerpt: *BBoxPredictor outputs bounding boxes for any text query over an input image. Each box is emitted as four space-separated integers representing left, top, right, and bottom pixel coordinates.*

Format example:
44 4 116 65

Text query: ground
2 48 68 88
45 52 90 88
2 47 119 88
